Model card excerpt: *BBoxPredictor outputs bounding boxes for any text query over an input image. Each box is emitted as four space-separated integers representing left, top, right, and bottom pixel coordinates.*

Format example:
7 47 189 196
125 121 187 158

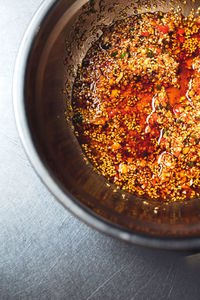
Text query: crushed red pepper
72 11 200 202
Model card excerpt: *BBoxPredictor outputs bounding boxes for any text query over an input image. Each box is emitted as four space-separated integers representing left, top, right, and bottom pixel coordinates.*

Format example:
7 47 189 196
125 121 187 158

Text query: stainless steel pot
13 0 200 249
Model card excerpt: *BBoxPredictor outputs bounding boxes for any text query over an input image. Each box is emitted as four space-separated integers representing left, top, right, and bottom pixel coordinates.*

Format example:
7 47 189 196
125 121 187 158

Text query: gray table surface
1 1 200 299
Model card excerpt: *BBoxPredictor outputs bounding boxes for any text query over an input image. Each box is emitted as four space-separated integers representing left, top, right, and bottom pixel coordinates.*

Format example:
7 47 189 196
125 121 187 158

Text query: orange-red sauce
72 11 200 202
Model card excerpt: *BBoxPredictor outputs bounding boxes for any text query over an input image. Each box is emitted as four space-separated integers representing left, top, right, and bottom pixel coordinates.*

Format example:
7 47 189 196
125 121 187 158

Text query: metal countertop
1 1 200 299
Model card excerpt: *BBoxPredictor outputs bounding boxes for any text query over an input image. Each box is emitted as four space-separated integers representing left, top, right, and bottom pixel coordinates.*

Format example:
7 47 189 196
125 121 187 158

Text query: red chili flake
141 31 149 37
178 36 185 42
102 61 111 68
152 113 158 122
157 25 169 33
114 172 119 179
197 17 200 25
108 109 117 118
177 28 185 35
156 48 162 54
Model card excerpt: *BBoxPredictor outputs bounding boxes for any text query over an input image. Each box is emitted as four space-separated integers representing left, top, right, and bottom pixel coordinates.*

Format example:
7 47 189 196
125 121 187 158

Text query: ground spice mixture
72 11 200 202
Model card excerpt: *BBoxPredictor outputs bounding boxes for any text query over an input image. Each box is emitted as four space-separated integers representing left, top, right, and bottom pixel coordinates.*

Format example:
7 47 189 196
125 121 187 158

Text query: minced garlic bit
72 11 200 202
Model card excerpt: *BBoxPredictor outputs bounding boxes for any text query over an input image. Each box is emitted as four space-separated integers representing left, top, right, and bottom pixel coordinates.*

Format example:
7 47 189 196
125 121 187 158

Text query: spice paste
72 11 200 201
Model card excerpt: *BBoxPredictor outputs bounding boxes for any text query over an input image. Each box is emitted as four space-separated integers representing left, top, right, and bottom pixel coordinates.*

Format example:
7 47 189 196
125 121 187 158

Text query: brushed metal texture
1 1 200 299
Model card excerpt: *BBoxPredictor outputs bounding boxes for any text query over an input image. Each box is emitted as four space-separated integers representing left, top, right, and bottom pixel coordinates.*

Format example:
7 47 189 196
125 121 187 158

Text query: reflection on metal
13 0 200 249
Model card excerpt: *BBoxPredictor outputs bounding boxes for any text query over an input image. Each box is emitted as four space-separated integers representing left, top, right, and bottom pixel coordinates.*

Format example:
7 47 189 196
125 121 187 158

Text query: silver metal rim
13 0 200 250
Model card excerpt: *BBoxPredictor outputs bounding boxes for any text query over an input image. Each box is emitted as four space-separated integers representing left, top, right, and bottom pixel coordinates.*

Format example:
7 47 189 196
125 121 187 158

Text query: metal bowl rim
13 0 200 250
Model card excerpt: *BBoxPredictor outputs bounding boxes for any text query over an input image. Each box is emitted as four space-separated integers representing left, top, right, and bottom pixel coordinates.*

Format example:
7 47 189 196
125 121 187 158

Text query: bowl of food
13 0 200 249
